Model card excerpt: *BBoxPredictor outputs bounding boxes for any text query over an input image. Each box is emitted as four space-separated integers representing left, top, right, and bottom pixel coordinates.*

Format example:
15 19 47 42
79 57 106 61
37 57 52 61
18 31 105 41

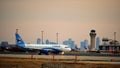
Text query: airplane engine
39 50 49 55
39 48 62 55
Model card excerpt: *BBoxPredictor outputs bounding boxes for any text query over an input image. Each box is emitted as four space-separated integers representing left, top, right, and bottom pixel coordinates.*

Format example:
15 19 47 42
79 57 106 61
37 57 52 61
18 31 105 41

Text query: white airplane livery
15 31 71 55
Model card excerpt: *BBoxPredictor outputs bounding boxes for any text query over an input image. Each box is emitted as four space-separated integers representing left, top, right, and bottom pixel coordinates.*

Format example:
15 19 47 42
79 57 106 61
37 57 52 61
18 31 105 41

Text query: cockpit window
65 47 69 48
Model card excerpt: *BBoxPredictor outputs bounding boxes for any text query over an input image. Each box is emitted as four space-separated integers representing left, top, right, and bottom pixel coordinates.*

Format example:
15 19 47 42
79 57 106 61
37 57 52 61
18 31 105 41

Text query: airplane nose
68 48 71 51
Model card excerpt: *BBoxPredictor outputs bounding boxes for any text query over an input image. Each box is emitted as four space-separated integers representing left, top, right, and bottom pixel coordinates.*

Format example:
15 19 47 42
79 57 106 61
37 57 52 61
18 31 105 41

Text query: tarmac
0 54 120 68
0 54 120 64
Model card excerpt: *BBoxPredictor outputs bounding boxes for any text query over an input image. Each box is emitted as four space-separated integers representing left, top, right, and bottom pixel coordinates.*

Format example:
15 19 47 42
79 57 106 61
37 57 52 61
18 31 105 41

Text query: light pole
114 32 116 46
41 31 44 44
56 32 59 44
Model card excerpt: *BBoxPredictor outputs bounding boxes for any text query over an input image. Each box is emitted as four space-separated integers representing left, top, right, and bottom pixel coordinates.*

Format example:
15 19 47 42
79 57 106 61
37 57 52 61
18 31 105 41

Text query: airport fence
64 51 120 57
41 63 73 68
41 62 120 68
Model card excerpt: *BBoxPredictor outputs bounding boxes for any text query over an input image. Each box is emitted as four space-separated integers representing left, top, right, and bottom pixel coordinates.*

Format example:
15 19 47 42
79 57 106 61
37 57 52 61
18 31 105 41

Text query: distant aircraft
15 31 71 55
0 42 27 52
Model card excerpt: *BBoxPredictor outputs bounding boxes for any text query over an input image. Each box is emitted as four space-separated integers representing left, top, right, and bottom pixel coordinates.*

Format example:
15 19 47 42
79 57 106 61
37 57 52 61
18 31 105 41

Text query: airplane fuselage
24 44 71 52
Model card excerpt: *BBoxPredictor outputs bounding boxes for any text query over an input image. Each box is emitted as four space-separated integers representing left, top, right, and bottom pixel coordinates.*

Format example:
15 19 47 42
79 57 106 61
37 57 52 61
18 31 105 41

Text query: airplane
0 41 27 52
15 31 71 55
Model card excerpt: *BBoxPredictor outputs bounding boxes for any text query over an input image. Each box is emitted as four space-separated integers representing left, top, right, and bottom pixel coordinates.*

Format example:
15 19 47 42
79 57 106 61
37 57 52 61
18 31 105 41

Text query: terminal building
89 30 120 52
99 38 120 52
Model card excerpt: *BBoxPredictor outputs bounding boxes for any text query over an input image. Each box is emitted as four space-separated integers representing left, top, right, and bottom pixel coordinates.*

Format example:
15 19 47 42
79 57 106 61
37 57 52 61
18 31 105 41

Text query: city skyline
0 0 120 45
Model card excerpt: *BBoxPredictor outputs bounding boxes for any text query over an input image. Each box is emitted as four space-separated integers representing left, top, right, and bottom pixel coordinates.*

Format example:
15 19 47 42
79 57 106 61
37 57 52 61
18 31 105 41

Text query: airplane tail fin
15 32 25 48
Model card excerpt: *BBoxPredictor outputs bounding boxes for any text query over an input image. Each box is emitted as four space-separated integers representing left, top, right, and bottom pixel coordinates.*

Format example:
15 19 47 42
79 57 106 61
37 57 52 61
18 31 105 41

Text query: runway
0 54 120 64
1 54 120 68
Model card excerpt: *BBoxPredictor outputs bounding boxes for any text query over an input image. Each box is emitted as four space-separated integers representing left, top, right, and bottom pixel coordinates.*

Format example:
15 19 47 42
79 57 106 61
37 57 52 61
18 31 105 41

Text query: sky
0 0 120 46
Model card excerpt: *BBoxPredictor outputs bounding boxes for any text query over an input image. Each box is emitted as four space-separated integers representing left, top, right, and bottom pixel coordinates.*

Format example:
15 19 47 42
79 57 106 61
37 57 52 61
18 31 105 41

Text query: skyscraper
80 41 85 51
96 37 100 50
45 39 49 44
37 38 41 44
84 39 89 51
68 38 75 49
63 38 76 50
80 40 89 51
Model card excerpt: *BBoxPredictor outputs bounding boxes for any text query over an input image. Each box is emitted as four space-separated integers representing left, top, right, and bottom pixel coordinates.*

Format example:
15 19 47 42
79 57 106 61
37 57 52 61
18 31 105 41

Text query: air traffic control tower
90 30 96 51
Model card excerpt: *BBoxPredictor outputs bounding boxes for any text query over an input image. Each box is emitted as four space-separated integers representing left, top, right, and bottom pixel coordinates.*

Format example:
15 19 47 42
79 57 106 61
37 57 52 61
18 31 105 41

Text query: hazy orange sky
0 0 120 46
